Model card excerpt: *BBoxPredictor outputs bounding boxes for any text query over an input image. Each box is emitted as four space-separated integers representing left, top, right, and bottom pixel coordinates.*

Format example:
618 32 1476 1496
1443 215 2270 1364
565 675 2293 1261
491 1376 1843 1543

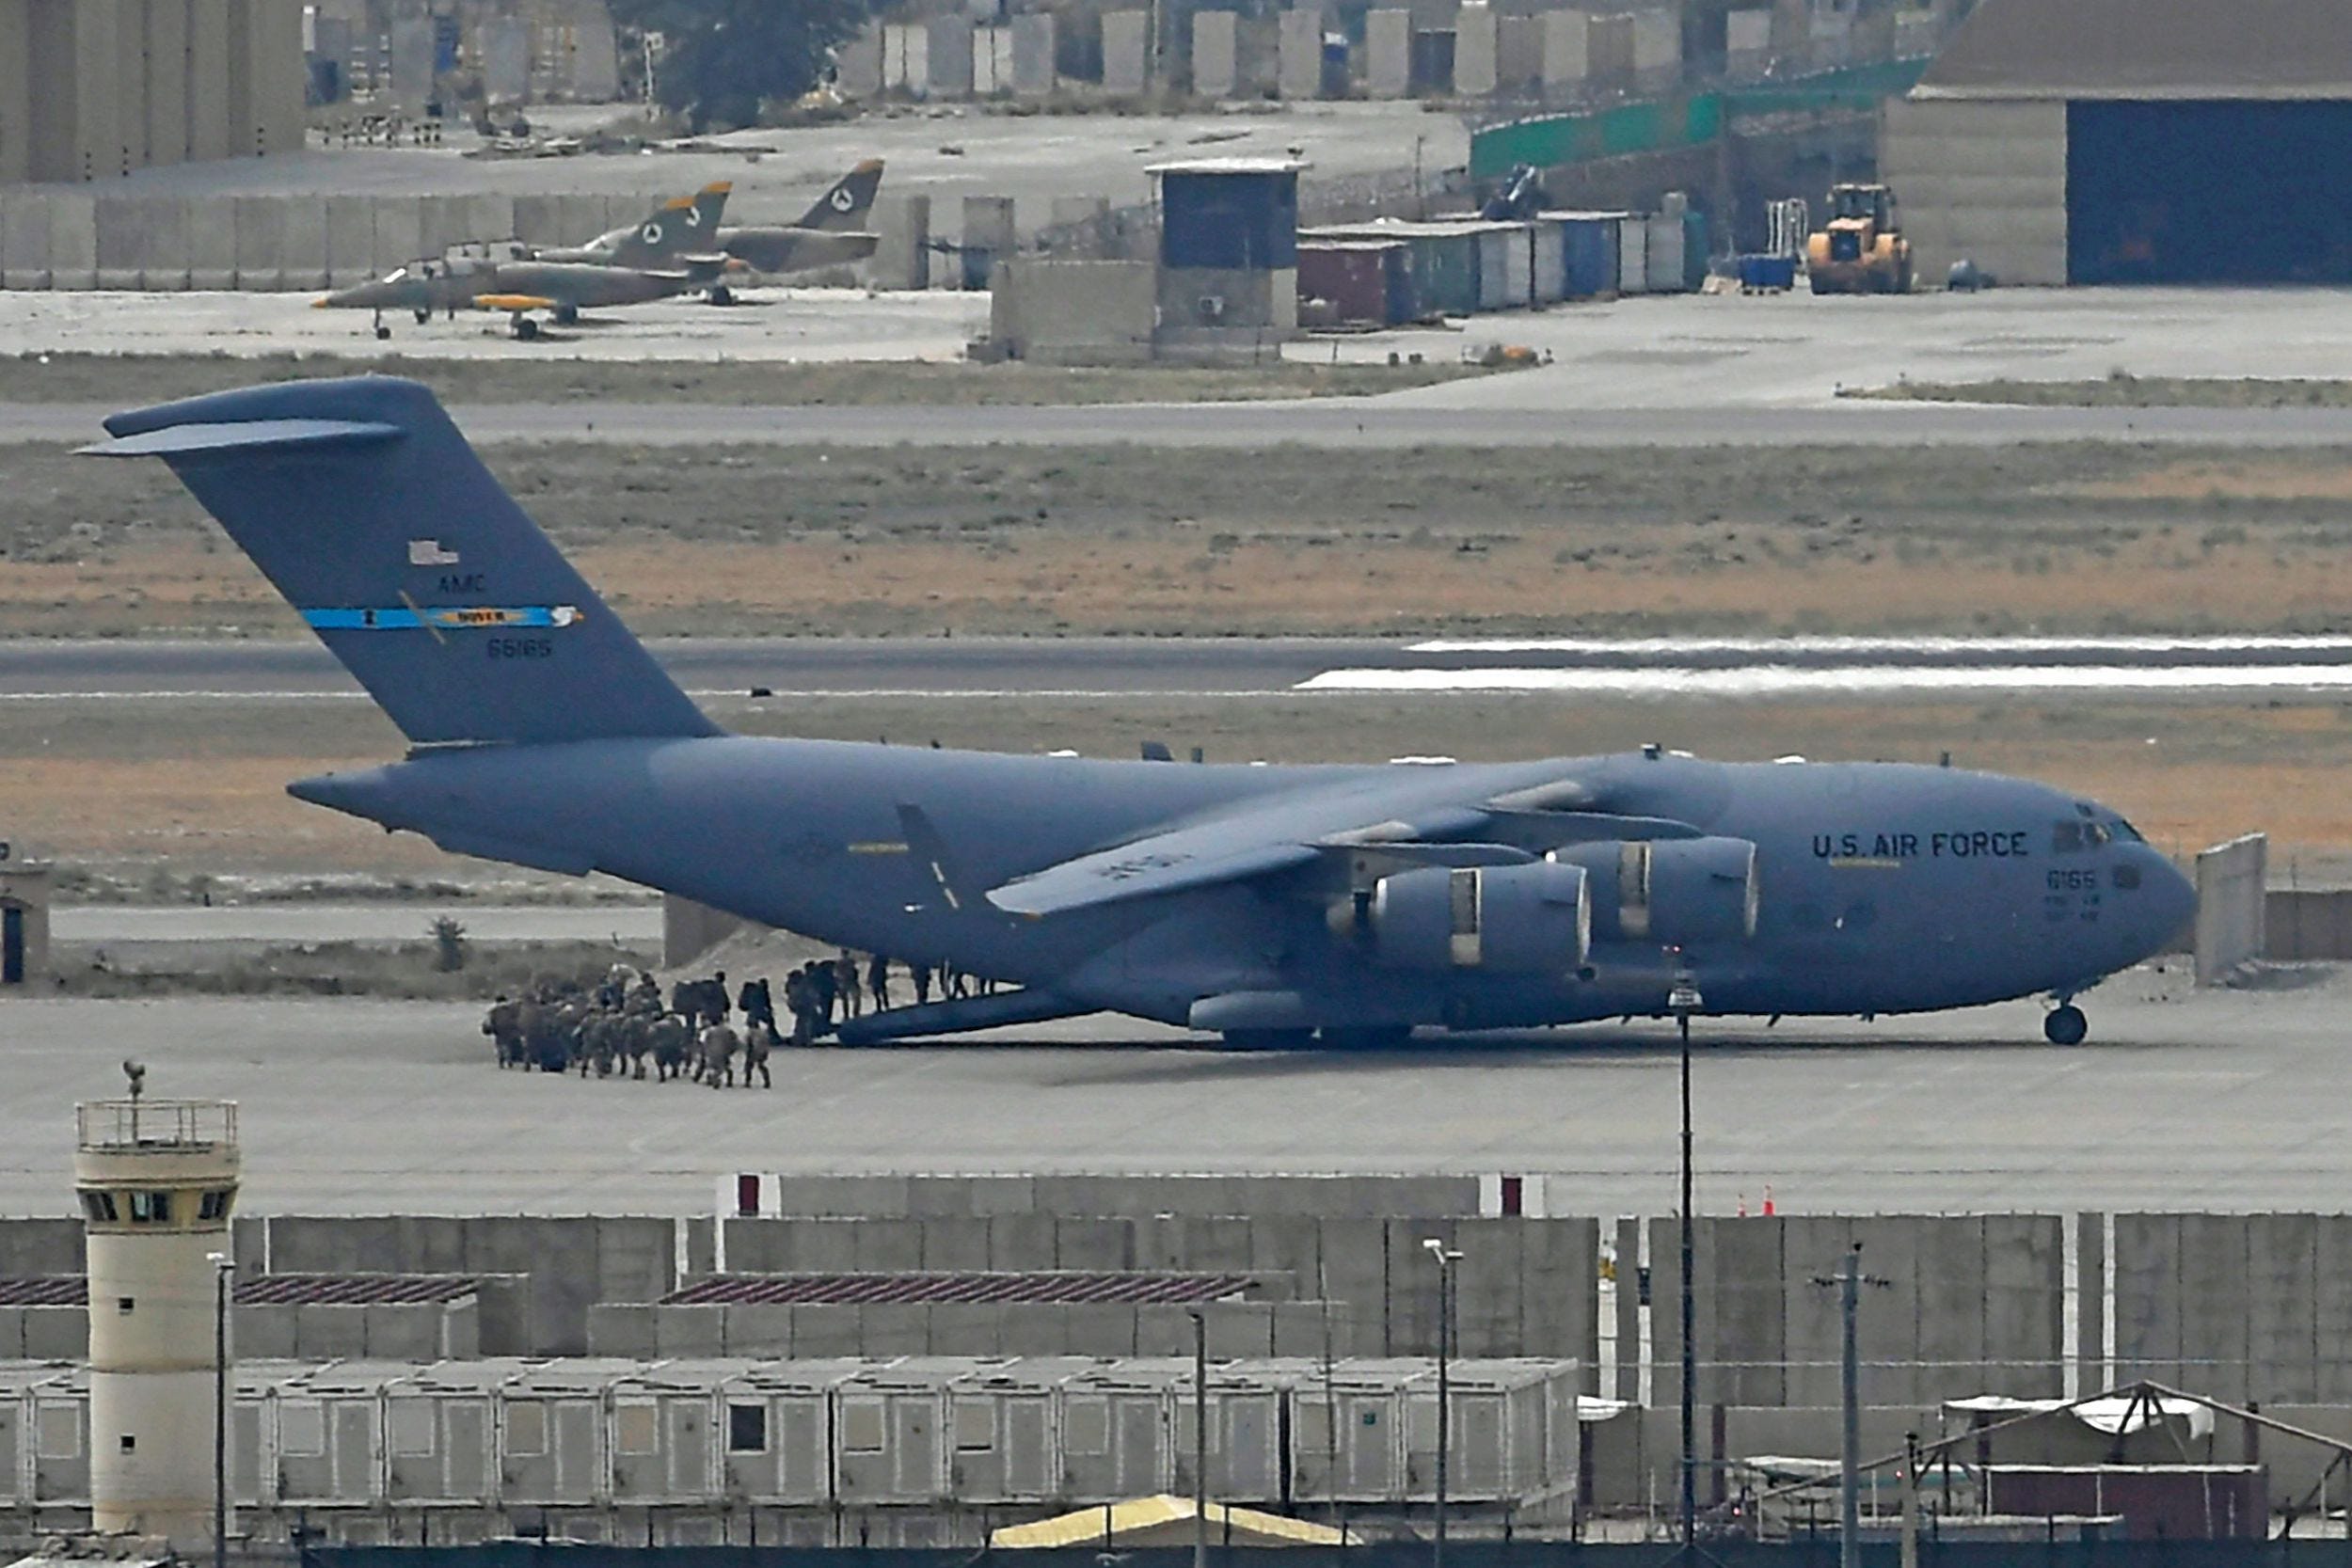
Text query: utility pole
1668 958 1704 1549
1812 1243 1890 1568
1422 1238 1462 1568
1190 1309 1208 1568
212 1251 231 1568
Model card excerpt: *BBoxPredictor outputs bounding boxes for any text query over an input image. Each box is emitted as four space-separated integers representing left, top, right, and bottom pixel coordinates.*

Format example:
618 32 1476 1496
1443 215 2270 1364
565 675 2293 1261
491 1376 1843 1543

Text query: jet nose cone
2140 850 2198 958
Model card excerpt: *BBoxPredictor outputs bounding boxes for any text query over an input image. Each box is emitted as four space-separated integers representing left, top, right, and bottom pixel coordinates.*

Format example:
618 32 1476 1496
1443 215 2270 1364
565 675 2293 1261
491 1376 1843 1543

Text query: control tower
74 1083 240 1548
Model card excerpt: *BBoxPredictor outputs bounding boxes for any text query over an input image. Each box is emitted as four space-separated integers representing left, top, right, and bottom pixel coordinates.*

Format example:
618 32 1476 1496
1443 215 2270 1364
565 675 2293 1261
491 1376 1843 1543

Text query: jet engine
1550 836 1759 945
1361 860 1591 974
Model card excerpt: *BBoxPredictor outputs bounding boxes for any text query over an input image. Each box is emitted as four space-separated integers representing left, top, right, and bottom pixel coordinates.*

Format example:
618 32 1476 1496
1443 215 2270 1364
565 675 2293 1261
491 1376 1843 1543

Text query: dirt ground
6 691 2347 886
11 438 2352 639
0 352 1492 408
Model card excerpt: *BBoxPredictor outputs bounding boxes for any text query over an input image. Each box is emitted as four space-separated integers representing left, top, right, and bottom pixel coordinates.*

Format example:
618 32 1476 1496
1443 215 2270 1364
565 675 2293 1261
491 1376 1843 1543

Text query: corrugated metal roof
1918 0 2352 99
0 1276 84 1307
0 1274 479 1307
1147 157 1310 176
663 1271 1259 1307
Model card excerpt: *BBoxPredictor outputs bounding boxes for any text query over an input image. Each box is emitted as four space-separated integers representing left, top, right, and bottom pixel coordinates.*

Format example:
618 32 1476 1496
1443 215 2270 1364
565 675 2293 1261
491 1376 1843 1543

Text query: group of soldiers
480 953 993 1084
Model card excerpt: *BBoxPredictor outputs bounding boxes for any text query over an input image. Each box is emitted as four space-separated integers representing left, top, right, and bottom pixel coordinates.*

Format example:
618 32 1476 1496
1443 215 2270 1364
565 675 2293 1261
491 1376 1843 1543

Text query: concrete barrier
2266 888 2352 959
324 195 374 285
1277 8 1323 99
1191 10 1238 98
0 195 53 288
49 193 98 290
281 197 327 290
1366 8 1412 97
1101 10 1149 94
2195 832 2265 985
234 194 287 290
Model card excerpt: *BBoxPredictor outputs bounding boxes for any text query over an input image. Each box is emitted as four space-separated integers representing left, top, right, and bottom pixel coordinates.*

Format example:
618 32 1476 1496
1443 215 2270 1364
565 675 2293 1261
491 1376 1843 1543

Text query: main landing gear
2043 1003 2089 1046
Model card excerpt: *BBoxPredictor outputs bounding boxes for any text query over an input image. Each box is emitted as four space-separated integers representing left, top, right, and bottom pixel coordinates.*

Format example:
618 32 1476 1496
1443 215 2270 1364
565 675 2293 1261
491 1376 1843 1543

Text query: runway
16 635 2352 703
14 397 2352 449
50 902 660 943
2 964 2344 1216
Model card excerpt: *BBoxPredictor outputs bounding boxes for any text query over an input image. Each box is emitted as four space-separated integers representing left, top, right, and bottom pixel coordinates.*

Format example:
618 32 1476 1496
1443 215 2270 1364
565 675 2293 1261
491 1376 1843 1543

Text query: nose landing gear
2043 1003 2089 1045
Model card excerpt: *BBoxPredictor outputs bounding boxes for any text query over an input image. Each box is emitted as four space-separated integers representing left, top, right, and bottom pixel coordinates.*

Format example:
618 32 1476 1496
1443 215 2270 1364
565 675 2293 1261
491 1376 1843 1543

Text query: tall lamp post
1422 1238 1462 1568
1188 1308 1208 1568
1667 956 1705 1550
209 1250 232 1568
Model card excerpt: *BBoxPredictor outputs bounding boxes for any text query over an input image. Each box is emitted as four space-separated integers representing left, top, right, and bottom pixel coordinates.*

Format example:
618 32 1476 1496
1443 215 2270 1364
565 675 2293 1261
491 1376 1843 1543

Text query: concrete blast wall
1191 9 1238 98
1277 8 1323 99
1882 95 2068 288
990 257 1155 363
2195 832 2265 985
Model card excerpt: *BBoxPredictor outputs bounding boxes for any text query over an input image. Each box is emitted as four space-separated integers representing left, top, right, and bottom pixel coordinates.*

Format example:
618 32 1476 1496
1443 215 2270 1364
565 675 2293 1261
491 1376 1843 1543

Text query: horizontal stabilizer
87 418 400 458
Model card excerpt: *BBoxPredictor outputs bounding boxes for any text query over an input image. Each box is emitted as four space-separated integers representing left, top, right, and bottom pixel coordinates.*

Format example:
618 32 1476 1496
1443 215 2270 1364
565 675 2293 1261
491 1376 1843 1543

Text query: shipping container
1060 1359 1184 1500
1618 218 1651 295
1291 1360 1410 1503
1984 1465 2267 1541
1545 212 1626 297
1184 1359 1305 1504
1297 242 1411 328
1400 1360 1577 1508
1645 213 1687 293
499 1359 634 1507
835 1358 953 1505
1300 220 1486 317
946 1356 1092 1505
723 1358 867 1505
1529 219 1568 306
385 1360 501 1506
272 1360 403 1508
0 1362 81 1509
1474 224 1528 309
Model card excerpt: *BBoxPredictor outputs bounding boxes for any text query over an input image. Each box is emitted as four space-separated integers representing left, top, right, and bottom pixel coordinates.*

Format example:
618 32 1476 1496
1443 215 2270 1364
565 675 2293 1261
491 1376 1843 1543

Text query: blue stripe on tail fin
88 376 719 747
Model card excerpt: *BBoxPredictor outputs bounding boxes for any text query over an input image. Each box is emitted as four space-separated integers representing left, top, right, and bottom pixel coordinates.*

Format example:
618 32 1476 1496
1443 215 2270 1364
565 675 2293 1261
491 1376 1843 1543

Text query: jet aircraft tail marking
794 159 885 230
86 377 720 748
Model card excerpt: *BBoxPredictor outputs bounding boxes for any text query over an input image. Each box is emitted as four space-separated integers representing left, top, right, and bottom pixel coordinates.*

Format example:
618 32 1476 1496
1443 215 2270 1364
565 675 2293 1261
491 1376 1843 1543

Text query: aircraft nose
2137 848 2198 957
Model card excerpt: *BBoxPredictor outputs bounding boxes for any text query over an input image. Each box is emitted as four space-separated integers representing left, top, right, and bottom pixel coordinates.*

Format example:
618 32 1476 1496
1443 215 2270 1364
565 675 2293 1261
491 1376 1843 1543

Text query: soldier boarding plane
317 183 740 340
89 378 2197 1050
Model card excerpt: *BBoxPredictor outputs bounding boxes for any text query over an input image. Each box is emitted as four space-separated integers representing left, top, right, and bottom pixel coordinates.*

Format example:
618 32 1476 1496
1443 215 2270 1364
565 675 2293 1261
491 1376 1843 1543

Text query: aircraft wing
473 293 559 312
985 788 1496 918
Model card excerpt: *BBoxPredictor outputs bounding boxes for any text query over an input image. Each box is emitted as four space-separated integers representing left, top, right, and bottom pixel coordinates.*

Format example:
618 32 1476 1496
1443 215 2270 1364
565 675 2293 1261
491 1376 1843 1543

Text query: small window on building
505 1401 548 1457
80 1192 116 1224
1063 1398 1108 1457
118 1297 135 1315
126 1191 171 1226
841 1400 884 1454
728 1402 768 1454
953 1400 993 1451
119 1434 136 1454
389 1402 435 1459
199 1190 233 1222
278 1400 326 1458
614 1403 657 1456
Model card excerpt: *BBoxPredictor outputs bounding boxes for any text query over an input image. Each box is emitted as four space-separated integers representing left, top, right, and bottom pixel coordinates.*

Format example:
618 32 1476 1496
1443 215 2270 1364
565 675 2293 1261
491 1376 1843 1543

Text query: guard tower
1148 157 1306 346
75 1081 241 1549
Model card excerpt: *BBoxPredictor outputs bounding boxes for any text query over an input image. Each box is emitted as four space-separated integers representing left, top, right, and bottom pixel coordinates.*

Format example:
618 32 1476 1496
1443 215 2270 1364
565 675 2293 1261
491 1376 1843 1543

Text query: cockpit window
2110 819 2144 843
384 266 410 282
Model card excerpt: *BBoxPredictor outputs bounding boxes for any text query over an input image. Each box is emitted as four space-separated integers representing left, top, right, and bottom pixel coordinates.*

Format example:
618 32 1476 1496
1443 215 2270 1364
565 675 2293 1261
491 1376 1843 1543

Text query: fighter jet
709 159 886 277
90 377 2198 1051
316 184 741 339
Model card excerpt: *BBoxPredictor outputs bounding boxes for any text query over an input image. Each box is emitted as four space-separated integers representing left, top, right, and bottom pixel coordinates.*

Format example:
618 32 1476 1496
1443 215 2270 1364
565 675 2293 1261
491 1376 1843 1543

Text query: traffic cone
1762 1185 1776 1216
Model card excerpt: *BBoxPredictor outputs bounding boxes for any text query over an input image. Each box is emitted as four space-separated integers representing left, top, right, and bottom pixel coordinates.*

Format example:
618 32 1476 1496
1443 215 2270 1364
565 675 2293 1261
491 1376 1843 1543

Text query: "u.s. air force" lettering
1813 830 2030 860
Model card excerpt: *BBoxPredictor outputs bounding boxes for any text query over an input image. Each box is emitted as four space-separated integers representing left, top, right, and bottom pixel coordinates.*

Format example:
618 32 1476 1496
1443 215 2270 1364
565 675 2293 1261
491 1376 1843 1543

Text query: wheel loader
1806 182 1914 294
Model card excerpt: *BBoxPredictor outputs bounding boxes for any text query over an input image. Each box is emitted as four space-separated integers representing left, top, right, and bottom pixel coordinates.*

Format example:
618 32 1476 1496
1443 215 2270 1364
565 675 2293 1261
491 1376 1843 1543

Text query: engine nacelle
1366 860 1591 974
1551 836 1759 946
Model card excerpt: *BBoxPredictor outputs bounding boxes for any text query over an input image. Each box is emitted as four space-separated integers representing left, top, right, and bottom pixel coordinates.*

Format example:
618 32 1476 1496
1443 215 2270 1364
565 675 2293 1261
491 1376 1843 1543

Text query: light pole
209 1250 231 1568
1189 1308 1208 1568
1422 1238 1462 1568
1667 957 1705 1550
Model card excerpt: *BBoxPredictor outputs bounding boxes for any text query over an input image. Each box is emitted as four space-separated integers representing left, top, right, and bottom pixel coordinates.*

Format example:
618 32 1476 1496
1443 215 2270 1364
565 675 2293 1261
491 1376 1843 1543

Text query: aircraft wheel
1221 1027 1315 1051
709 285 735 307
2043 1005 2088 1046
553 304 580 325
1320 1025 1412 1051
413 309 431 325
373 325 391 341
514 318 540 341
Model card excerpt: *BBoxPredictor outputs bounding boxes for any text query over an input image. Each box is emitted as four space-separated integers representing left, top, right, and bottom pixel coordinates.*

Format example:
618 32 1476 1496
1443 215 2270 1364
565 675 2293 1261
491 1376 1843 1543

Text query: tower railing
76 1100 239 1151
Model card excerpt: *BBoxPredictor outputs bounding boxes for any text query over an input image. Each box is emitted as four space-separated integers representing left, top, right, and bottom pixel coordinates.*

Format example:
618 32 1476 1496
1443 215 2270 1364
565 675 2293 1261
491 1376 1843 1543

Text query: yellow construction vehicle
1806 182 1913 294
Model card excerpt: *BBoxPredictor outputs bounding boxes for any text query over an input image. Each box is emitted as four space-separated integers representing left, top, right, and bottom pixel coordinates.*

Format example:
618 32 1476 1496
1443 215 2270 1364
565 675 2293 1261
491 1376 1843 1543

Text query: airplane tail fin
794 159 884 230
86 377 720 748
610 181 732 267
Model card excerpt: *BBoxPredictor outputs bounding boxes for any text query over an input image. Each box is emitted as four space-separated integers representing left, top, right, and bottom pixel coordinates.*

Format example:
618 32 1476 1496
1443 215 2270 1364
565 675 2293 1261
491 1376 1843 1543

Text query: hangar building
1884 0 2352 286
0 0 306 184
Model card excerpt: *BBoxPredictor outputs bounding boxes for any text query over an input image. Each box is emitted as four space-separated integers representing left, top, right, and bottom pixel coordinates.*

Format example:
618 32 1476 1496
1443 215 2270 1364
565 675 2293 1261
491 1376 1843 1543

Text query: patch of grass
1844 376 2352 409
0 352 1499 408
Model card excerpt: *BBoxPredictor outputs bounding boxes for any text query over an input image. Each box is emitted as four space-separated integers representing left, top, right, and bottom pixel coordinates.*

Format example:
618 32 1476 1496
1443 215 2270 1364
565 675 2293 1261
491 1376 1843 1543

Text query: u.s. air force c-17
90 378 2198 1050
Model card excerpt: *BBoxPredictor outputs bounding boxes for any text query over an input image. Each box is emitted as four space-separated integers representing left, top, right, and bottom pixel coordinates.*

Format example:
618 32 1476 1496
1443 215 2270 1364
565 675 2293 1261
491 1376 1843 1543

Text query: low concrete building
988 258 1155 364
0 856 50 987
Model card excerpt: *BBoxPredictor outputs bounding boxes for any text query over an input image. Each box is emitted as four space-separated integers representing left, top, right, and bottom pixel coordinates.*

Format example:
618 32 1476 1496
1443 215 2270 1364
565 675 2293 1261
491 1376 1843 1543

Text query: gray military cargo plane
89 377 2197 1050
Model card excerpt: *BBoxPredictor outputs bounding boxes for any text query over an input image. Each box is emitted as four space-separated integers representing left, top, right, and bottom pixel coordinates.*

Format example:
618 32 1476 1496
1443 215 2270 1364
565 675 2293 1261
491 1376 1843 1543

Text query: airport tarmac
49 902 660 943
2 965 2345 1216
